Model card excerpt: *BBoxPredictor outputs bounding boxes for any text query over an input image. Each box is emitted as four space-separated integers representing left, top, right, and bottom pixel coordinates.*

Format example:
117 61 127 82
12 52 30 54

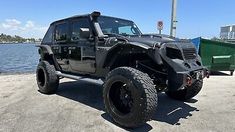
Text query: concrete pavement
0 72 234 132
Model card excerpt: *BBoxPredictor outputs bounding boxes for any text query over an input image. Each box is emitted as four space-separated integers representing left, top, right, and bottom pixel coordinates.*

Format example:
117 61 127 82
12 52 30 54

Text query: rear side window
55 23 68 42
42 26 53 44
71 18 90 41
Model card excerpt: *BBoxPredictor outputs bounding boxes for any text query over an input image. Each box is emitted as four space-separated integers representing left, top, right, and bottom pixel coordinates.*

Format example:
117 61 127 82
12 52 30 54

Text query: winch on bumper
167 68 209 91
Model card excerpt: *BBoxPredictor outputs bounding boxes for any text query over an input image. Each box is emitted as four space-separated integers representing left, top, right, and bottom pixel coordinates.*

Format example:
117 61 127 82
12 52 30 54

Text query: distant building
220 25 235 42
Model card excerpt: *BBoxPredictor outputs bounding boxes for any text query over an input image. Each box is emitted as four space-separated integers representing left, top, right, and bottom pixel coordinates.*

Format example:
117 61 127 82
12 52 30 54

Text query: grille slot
166 47 183 60
183 48 197 60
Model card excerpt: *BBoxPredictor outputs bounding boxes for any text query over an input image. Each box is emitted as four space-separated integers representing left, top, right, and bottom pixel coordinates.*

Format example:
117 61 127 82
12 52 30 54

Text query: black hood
126 34 176 47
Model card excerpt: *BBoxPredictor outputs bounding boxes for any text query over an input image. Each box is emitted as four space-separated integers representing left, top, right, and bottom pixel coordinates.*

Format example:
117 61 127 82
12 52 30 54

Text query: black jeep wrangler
36 11 209 128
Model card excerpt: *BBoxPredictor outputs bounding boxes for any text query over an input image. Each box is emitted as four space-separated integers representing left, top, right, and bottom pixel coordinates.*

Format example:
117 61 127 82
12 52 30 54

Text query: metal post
170 0 177 37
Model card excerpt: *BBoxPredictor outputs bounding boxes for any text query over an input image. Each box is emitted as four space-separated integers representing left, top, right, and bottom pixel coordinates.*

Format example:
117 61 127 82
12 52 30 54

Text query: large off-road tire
166 79 203 101
103 67 158 128
36 61 59 94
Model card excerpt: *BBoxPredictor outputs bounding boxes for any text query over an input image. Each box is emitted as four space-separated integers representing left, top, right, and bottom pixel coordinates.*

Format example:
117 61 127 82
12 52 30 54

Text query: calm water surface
0 44 39 73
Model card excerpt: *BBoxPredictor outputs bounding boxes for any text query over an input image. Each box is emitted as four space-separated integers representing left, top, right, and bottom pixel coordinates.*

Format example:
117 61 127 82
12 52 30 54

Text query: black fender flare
103 43 160 68
35 45 61 71
35 45 53 55
127 42 163 65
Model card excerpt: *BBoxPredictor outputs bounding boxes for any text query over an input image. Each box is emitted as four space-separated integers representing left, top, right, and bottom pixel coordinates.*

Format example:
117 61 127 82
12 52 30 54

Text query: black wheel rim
37 68 46 87
109 81 134 115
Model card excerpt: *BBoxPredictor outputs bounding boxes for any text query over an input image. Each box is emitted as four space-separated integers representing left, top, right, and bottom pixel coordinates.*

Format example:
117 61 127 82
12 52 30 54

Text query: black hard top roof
51 14 90 25
50 13 134 25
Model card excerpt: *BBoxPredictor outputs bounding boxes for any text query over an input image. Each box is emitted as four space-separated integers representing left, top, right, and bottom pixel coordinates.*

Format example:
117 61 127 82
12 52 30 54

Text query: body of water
0 44 39 74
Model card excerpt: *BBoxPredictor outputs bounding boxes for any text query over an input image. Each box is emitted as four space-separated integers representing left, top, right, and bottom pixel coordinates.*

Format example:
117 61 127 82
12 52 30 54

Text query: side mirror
79 28 90 39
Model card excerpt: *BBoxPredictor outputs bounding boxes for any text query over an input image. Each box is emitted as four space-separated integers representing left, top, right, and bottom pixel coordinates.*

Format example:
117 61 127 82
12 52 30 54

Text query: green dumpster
192 37 235 75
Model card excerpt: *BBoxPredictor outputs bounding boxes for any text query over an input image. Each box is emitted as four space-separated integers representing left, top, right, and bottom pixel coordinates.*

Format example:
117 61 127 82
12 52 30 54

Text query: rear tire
103 67 157 128
36 61 59 94
166 80 203 101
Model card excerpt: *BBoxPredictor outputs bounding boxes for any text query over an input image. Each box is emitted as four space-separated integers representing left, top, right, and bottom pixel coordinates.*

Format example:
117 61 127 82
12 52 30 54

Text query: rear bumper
167 67 209 91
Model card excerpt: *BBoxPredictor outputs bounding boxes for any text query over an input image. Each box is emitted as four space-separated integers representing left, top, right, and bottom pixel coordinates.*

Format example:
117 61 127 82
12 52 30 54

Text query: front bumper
167 67 209 91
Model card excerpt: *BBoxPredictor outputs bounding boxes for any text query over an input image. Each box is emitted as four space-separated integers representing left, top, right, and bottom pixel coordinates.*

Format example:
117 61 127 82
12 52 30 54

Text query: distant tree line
0 33 42 43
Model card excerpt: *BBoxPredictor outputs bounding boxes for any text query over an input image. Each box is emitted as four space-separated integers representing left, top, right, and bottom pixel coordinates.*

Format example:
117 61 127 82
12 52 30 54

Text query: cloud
0 19 48 38
25 21 35 28
2 19 22 30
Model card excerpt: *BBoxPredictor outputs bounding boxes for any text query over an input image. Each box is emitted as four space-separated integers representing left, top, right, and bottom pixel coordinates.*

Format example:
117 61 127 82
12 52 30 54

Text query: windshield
97 16 142 36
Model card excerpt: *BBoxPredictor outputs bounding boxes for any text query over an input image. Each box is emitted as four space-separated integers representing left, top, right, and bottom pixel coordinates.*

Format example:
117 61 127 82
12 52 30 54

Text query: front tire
36 61 59 94
103 67 157 128
166 80 203 101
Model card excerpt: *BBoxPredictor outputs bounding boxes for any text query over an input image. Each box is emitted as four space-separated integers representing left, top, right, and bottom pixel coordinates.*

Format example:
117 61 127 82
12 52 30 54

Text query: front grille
166 47 183 60
183 48 197 60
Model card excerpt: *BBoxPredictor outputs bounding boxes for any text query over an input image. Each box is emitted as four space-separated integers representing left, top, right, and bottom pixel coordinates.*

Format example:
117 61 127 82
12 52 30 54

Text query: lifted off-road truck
36 11 209 128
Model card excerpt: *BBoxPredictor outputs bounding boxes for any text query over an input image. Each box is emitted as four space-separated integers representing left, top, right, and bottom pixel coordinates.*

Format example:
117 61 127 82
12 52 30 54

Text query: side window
55 23 68 42
71 18 90 41
119 26 135 35
42 26 53 44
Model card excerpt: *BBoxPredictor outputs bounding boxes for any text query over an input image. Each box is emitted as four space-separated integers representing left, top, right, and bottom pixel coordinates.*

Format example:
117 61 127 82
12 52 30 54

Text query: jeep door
52 22 70 72
68 17 96 73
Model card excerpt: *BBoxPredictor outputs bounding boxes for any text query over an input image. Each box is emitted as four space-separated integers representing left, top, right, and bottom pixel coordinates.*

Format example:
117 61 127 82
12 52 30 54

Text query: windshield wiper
104 33 123 37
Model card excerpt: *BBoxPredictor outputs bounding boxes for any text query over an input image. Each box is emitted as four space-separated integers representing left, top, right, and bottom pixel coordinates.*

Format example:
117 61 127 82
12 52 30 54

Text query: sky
0 0 234 39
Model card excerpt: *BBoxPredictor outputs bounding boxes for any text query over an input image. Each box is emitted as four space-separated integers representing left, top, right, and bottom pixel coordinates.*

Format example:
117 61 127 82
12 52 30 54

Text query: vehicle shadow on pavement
153 93 199 125
57 80 153 131
209 71 230 76
101 113 153 132
56 80 199 129
57 80 105 111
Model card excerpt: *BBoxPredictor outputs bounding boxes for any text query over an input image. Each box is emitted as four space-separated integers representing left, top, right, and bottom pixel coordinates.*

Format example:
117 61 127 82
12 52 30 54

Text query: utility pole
170 0 177 37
